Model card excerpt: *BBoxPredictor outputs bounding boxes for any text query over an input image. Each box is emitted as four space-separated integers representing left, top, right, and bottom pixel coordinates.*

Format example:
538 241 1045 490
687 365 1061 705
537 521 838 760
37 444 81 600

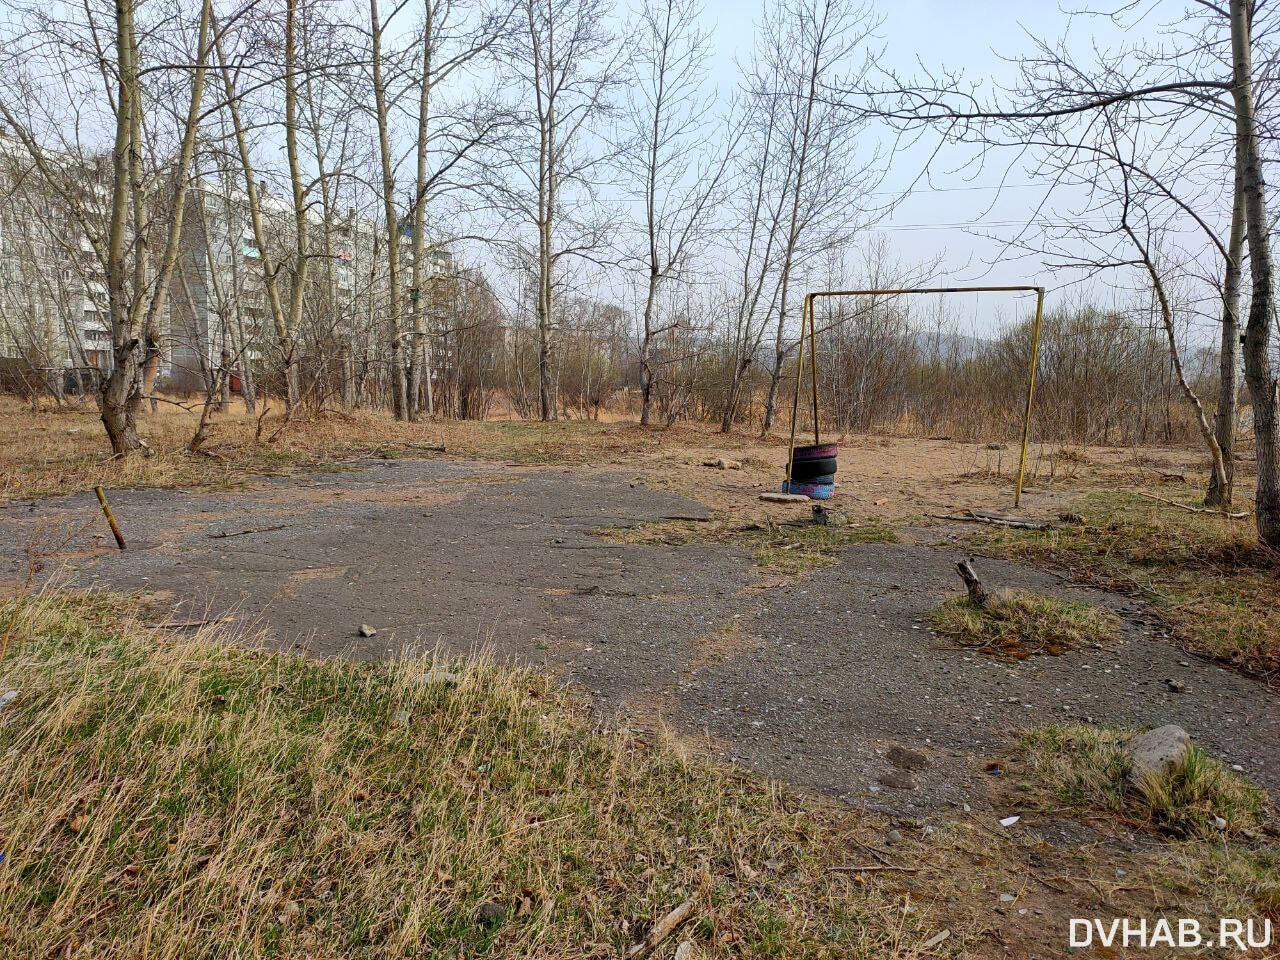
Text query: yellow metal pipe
1014 287 1046 508
785 295 812 485
94 485 127 551
808 293 820 445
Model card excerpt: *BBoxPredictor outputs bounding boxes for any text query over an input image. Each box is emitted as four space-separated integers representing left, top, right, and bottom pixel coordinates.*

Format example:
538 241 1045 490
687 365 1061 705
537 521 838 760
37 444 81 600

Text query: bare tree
1230 0 1280 545
832 0 1280 545
496 0 626 421
0 0 215 454
405 0 512 421
622 0 734 426
750 0 882 435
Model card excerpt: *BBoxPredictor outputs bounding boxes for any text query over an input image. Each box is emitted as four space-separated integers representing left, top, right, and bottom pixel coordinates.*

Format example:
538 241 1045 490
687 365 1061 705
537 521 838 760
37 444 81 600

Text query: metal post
1013 287 1045 508
785 295 811 485
808 293 820 445
94 485 127 551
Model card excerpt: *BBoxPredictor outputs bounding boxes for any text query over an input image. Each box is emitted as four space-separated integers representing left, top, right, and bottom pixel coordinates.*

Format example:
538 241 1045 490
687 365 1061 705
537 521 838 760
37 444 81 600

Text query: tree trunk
370 0 408 420
639 270 659 426
407 0 435 422
1207 169 1245 507
1230 0 1280 548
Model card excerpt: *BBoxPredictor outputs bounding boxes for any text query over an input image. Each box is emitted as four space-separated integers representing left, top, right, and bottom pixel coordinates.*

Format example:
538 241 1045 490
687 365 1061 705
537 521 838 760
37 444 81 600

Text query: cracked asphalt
3 457 1277 817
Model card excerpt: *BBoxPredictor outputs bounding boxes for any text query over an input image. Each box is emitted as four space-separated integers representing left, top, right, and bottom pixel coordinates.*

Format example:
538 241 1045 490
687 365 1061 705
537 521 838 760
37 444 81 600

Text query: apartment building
0 130 115 392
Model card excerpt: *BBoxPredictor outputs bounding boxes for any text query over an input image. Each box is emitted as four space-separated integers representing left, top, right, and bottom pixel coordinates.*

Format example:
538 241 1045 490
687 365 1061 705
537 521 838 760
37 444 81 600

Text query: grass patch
1014 725 1270 841
930 591 1122 660
977 491 1280 677
603 517 898 577
0 591 933 958
2 592 1279 954
0 396 776 502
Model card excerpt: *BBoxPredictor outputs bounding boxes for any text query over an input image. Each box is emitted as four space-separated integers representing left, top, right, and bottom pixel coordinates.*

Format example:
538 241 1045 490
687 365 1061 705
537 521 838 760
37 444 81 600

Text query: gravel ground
3 457 1276 816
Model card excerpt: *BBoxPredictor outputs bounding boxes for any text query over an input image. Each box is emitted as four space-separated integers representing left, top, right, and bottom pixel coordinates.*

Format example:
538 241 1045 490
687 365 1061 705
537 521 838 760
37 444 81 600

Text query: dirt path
3 457 1277 816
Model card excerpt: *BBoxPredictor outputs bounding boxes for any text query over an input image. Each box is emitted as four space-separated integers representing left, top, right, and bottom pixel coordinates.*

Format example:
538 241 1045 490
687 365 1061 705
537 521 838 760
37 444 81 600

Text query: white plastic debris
999 815 1021 828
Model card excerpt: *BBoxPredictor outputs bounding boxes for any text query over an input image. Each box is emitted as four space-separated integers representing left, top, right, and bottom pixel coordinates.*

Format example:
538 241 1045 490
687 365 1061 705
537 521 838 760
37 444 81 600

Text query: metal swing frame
785 285 1047 508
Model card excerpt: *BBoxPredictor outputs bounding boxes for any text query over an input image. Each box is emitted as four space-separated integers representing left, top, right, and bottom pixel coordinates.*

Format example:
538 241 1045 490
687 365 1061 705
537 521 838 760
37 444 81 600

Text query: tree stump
955 558 989 609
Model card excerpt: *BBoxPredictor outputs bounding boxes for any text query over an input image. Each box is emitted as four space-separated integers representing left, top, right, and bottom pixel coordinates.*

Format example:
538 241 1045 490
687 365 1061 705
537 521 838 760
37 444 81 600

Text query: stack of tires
782 443 838 499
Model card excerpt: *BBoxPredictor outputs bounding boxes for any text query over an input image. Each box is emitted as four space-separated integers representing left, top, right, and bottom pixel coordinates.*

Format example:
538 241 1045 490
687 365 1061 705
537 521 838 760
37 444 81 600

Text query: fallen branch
928 509 1048 530
626 898 697 959
1134 491 1249 519
153 617 228 629
208 524 290 539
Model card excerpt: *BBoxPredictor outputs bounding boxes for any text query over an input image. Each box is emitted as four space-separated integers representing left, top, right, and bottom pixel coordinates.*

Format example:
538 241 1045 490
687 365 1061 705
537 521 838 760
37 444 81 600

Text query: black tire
793 443 839 461
789 456 837 480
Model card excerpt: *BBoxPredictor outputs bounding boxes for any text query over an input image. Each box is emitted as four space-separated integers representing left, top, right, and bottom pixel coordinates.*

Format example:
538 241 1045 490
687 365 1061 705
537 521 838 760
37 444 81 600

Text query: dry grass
1013 725 1271 842
977 492 1280 678
3 592 1279 956
0 590 939 959
930 591 1122 661
0 396 784 502
602 517 898 578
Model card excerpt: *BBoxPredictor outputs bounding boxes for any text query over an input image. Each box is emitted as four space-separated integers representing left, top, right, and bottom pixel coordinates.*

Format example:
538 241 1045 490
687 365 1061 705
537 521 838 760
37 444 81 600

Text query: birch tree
750 0 882 435
497 0 626 421
623 0 734 426
0 0 215 454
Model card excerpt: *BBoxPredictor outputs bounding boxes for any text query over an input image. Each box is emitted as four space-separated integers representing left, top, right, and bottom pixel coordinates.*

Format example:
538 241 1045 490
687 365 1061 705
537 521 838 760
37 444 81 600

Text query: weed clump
1016 725 1269 840
931 590 1121 660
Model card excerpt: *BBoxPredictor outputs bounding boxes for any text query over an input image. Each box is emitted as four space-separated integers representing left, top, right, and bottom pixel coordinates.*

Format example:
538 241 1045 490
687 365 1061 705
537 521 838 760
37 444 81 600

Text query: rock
1212 815 1228 831
886 745 930 771
999 815 1020 827
1165 678 1189 694
0 690 17 710
702 457 741 470
877 769 916 790
921 929 951 950
358 624 377 638
759 492 809 504
424 670 460 686
477 901 505 925
999 893 1016 903
1124 724 1191 782
885 829 903 845
674 942 696 960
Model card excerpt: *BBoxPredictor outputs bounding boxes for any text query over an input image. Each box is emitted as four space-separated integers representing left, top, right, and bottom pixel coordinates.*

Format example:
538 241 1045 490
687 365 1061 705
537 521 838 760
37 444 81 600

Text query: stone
1212 815 1228 831
358 624 377 638
477 901 505 925
0 690 17 710
1124 724 1191 782
885 829 903 845
759 492 810 504
877 769 916 790
886 745 930 771
674 943 696 960
1165 678 1189 694
702 457 741 470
